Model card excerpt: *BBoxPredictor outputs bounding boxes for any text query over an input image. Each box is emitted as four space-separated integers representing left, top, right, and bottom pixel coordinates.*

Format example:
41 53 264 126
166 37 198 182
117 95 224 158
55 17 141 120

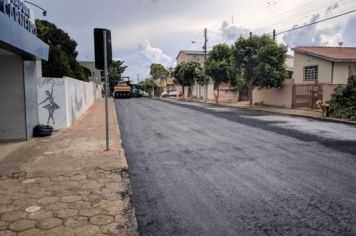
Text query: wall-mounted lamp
24 1 47 16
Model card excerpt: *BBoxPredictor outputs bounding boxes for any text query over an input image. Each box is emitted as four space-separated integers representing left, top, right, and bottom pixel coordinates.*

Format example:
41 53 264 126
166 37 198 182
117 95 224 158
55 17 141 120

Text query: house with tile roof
292 47 356 84
176 50 207 65
253 47 356 109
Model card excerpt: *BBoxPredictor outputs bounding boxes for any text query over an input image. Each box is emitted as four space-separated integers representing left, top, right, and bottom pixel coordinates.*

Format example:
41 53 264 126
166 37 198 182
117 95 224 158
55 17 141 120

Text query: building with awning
0 0 49 140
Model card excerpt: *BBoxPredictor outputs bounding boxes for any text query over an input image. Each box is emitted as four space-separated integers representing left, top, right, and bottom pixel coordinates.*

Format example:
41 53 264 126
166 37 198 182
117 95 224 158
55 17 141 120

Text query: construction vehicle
131 84 145 97
113 81 132 99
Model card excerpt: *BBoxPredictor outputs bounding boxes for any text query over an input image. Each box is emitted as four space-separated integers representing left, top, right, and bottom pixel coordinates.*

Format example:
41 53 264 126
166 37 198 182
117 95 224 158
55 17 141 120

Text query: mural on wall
38 77 103 130
38 81 60 126
74 86 83 113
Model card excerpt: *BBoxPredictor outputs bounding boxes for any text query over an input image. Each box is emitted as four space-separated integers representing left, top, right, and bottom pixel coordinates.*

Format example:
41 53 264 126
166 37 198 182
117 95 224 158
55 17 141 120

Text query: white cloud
221 21 250 42
282 14 326 47
39 0 356 78
343 16 356 47
281 2 349 48
139 39 172 65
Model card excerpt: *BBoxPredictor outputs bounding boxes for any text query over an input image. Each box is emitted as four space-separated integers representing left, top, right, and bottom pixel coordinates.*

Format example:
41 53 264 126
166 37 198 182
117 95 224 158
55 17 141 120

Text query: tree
205 44 237 103
36 20 91 81
140 78 158 96
150 63 169 80
232 35 287 105
329 75 356 121
108 60 128 93
173 61 203 97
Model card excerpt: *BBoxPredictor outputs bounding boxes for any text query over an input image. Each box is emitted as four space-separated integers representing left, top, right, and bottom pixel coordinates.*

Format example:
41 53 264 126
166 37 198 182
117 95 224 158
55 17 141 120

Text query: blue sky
30 0 356 82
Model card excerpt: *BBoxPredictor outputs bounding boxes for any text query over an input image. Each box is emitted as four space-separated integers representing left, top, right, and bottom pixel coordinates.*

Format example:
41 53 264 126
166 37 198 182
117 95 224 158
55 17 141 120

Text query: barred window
304 65 318 81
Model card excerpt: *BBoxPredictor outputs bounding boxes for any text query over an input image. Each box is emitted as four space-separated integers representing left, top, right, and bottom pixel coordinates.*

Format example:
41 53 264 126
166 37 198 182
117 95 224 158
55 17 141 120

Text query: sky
30 0 356 82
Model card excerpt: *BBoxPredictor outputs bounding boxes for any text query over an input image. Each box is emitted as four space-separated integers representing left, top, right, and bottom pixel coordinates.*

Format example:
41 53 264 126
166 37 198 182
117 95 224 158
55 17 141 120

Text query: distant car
161 91 180 97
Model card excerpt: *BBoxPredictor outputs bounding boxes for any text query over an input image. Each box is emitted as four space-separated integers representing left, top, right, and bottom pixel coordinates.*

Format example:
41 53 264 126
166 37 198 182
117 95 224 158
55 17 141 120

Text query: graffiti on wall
37 77 65 88
74 86 83 113
38 77 102 130
38 82 60 126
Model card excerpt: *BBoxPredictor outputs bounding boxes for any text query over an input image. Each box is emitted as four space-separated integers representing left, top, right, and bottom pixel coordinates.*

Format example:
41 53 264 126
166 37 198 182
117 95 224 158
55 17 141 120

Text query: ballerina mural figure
39 82 60 126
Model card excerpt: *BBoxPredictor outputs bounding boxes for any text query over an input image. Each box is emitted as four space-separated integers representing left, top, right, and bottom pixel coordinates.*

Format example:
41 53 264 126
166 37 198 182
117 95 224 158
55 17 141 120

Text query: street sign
94 28 112 70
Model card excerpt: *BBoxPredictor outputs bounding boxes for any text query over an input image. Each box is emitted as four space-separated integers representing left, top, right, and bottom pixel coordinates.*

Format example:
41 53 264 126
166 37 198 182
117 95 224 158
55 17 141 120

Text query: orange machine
113 81 132 99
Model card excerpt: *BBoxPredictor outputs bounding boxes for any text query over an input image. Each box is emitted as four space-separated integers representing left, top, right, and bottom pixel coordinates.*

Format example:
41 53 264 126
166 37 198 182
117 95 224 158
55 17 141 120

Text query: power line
236 0 283 25
232 0 269 18
254 0 354 33
276 8 356 35
205 0 355 46
234 0 282 25
207 30 221 35
251 0 339 31
206 0 279 34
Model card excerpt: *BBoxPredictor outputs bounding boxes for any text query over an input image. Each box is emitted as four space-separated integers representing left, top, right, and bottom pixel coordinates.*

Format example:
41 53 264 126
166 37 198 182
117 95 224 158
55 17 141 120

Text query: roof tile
293 46 356 62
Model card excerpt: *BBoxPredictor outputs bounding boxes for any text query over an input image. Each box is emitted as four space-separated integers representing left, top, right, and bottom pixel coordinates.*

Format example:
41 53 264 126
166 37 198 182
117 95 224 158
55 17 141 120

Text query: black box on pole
94 28 112 70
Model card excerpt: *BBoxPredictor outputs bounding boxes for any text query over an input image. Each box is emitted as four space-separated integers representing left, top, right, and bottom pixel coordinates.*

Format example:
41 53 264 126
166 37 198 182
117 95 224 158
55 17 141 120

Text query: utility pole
273 29 276 41
137 74 140 84
204 28 207 62
204 28 208 102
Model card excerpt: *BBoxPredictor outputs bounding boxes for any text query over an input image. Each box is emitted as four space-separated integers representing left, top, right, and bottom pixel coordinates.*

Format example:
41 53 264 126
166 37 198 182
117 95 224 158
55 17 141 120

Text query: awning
0 13 48 60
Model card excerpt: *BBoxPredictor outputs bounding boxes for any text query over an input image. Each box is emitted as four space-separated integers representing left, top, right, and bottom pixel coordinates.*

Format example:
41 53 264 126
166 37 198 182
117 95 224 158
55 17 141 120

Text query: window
304 65 318 81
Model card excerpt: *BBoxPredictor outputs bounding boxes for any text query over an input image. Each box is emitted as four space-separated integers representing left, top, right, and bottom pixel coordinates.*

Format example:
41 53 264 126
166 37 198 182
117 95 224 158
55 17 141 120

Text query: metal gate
238 86 249 101
292 84 323 108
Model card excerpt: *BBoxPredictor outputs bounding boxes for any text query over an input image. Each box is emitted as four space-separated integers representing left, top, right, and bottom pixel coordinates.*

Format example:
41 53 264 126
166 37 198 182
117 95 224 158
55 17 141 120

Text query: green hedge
329 75 356 121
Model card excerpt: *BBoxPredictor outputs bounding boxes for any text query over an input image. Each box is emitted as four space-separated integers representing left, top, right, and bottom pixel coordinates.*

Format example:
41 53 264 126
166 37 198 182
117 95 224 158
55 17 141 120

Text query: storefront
0 0 48 140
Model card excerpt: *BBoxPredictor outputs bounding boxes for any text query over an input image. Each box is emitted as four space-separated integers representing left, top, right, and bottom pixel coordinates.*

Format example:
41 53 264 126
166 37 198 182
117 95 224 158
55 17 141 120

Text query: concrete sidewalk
0 99 137 235
173 97 356 125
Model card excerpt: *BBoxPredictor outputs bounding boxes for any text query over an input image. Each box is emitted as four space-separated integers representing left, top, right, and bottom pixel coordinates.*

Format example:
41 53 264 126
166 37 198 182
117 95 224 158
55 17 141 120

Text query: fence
189 82 239 102
181 82 342 109
292 84 323 108
37 77 103 130
291 84 343 108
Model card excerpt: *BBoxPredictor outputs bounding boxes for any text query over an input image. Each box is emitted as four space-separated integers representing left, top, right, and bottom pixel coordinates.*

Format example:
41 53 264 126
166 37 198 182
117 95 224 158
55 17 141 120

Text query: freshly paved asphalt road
115 98 356 236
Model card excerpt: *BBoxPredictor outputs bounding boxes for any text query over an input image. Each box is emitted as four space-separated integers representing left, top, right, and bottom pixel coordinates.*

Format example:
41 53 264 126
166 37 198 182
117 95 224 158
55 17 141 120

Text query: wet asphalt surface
115 98 356 236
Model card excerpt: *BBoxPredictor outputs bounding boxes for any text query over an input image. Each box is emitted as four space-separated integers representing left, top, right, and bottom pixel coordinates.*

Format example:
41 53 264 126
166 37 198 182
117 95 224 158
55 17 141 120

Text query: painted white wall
38 77 102 130
24 60 42 138
333 63 351 84
294 52 332 84
207 82 214 100
184 87 189 98
192 83 198 97
38 77 67 129
293 52 353 85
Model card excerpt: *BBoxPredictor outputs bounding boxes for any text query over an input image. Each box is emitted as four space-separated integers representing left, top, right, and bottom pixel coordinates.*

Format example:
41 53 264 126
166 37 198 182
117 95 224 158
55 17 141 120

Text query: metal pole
204 28 208 102
103 30 109 151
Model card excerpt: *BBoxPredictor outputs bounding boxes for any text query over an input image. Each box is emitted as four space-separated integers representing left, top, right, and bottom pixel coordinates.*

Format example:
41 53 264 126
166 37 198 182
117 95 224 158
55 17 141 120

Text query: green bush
329 75 356 121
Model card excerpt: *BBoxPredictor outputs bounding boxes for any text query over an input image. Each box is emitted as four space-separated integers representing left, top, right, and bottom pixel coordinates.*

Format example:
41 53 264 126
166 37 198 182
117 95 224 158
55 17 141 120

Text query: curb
235 105 356 126
112 99 139 236
165 98 356 126
112 99 129 170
